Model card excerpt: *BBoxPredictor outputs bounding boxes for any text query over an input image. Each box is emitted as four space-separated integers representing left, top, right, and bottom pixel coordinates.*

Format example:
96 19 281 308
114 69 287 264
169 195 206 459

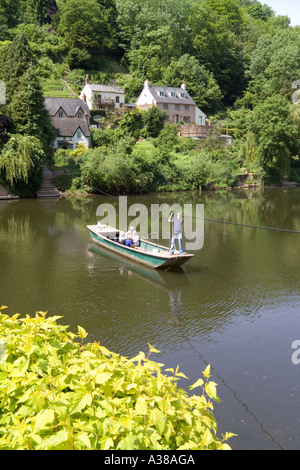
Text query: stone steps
37 167 61 198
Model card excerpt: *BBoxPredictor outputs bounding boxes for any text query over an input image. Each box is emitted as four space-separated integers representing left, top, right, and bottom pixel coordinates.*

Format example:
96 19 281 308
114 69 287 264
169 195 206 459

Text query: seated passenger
126 226 135 238
132 230 140 246
125 234 134 247
119 231 126 245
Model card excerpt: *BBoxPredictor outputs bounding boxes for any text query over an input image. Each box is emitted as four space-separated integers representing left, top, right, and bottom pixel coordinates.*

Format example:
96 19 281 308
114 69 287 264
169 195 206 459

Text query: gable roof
144 84 196 106
51 117 90 138
45 98 90 117
85 84 124 94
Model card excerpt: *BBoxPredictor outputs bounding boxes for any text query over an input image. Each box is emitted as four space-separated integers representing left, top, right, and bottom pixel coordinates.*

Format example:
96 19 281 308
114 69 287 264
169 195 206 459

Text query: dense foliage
1 0 300 194
0 307 234 450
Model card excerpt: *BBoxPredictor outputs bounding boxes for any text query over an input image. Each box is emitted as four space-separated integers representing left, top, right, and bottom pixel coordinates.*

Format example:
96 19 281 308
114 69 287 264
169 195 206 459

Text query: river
0 186 300 450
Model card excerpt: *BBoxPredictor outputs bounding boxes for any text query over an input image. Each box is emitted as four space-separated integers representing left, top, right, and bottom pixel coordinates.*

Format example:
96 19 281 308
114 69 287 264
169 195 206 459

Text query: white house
136 80 206 125
195 106 207 126
80 75 125 112
44 98 91 150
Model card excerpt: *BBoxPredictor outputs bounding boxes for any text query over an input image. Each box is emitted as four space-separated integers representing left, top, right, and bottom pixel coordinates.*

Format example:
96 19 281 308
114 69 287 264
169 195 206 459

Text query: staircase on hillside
37 166 61 198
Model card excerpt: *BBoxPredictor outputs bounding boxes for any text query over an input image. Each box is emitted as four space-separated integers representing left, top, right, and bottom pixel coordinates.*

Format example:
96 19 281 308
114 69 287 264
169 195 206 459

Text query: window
163 104 168 109
171 92 176 97
180 93 185 98
78 112 82 119
183 116 190 123
185 105 189 110
116 96 119 103
159 90 165 97
175 104 180 110
77 129 82 138
58 111 63 118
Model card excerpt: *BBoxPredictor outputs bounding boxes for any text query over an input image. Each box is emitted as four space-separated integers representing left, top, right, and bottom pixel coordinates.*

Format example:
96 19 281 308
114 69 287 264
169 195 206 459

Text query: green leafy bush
0 307 234 450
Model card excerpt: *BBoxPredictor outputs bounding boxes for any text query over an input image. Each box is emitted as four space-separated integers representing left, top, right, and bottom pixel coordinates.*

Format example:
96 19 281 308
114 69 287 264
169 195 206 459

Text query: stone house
44 97 91 149
80 75 125 112
136 80 206 125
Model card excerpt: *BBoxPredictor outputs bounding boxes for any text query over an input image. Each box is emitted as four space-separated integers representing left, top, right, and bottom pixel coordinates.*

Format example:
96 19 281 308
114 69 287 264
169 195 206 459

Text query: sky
263 0 300 26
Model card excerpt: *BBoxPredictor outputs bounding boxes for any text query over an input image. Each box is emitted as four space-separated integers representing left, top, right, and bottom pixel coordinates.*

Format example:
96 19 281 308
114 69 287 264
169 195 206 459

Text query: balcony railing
94 99 116 109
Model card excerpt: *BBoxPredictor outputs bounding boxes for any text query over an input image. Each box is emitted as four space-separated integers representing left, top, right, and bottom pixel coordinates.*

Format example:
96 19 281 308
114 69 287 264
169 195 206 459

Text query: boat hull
87 225 194 270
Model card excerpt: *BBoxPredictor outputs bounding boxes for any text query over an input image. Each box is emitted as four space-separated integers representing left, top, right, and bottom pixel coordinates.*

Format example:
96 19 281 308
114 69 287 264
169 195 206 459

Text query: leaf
42 431 70 449
77 325 88 340
100 436 114 450
71 392 92 414
203 364 211 379
94 371 112 385
189 378 204 390
135 396 148 415
149 408 165 435
117 435 139 450
205 381 219 401
77 432 92 449
34 408 55 430
148 343 161 354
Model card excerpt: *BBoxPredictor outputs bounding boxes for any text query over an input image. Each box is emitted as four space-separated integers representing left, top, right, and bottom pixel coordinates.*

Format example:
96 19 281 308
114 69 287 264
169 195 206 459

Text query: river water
0 187 300 450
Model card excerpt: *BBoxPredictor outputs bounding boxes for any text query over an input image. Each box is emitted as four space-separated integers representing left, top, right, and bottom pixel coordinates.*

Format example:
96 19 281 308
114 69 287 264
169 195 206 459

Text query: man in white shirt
168 212 185 255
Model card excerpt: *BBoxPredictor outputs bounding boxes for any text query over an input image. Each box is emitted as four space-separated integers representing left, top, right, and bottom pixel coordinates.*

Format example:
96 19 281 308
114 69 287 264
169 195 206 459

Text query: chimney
82 93 86 103
181 83 186 90
144 79 150 88
85 75 89 85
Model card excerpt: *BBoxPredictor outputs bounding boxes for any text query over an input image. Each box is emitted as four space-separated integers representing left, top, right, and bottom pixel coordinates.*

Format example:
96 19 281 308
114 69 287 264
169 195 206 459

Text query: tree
246 96 298 175
188 0 247 105
116 0 191 80
246 28 300 103
20 0 48 24
0 134 44 195
57 0 105 67
9 67 54 150
3 34 37 104
0 115 13 148
0 0 21 39
142 106 166 138
162 54 223 114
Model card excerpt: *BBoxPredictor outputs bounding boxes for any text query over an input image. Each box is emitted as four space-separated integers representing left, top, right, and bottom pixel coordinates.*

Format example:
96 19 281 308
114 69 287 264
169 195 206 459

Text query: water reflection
1 187 300 449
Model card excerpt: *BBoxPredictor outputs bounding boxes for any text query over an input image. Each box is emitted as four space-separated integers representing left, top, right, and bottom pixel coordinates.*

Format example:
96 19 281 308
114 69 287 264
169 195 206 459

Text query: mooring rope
185 216 300 234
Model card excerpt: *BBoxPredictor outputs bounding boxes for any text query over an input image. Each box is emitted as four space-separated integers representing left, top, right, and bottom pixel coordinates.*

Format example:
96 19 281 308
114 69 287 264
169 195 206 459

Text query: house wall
80 85 125 110
136 86 155 107
157 103 196 124
54 133 90 150
195 107 207 126
136 81 198 124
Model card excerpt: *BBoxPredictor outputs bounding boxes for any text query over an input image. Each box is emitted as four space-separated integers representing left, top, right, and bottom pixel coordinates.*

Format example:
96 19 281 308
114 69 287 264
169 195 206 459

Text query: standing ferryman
168 211 185 255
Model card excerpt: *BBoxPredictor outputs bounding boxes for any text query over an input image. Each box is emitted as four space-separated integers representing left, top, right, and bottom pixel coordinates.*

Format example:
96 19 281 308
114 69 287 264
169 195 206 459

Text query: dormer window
159 90 165 97
58 111 63 118
170 91 176 97
78 112 82 119
180 92 185 98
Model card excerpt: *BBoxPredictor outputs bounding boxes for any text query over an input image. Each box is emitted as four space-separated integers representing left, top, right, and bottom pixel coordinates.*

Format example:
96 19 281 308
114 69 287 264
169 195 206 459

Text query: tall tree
116 0 191 78
188 0 247 105
9 67 54 150
57 0 105 67
0 0 21 39
162 54 223 114
4 34 37 103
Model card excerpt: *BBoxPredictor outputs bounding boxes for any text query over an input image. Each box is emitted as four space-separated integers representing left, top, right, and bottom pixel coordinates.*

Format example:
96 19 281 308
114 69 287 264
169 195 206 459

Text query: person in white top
132 230 140 246
168 212 185 255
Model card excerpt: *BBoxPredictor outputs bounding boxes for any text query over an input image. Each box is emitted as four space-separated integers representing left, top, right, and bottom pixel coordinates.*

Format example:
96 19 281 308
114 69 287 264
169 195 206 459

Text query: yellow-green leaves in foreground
0 307 235 450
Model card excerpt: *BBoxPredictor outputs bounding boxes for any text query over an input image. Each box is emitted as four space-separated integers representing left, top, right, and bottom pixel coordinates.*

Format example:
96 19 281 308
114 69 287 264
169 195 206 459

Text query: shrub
0 307 234 450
